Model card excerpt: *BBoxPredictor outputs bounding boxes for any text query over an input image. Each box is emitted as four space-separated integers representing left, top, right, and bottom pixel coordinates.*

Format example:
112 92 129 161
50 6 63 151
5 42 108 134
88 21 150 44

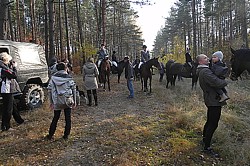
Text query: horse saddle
181 65 192 77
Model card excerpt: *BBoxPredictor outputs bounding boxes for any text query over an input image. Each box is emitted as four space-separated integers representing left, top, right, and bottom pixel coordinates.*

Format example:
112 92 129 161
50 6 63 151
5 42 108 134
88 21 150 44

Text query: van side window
0 48 9 54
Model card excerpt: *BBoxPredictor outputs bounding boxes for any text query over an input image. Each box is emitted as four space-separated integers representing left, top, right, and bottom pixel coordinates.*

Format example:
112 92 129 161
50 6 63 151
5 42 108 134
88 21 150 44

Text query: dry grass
0 73 249 165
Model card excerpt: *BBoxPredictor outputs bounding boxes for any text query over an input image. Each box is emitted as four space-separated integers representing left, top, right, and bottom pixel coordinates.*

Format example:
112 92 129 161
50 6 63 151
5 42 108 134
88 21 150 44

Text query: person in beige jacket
82 57 99 106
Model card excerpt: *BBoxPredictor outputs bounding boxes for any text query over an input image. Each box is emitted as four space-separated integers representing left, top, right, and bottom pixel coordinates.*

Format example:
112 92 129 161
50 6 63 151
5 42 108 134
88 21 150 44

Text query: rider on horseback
97 44 111 67
185 47 193 76
139 45 150 68
185 47 193 68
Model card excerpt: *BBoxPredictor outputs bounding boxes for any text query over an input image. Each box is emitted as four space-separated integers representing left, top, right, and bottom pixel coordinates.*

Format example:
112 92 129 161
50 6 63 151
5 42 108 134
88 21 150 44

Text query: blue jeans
127 79 134 97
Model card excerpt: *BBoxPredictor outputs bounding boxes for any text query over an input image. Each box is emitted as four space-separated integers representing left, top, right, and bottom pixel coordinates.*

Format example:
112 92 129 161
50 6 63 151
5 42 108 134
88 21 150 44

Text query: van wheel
21 84 45 110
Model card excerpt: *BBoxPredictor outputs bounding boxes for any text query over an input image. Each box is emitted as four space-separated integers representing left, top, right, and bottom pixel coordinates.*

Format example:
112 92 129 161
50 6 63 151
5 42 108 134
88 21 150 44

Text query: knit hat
212 51 223 61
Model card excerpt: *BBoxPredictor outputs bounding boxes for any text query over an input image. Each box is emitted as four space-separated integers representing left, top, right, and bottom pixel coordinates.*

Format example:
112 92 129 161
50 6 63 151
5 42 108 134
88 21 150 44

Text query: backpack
51 79 76 108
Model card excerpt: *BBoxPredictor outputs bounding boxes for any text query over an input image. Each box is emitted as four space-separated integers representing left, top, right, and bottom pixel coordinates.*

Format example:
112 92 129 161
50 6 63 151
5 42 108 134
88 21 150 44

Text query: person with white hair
0 52 24 131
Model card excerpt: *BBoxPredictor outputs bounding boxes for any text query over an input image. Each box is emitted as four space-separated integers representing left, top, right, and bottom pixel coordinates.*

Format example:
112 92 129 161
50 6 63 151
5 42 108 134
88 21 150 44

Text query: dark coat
185 52 192 63
210 61 228 79
125 61 134 80
197 65 227 106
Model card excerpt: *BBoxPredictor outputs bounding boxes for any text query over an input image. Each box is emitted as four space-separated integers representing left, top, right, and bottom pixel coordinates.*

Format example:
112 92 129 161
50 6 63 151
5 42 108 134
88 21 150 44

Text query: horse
165 60 198 89
99 57 111 91
111 60 127 83
140 57 162 93
230 48 250 81
133 63 140 81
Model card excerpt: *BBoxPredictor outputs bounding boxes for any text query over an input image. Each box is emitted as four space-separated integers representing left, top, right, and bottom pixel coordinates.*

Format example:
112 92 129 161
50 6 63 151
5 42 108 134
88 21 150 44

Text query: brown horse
99 57 111 91
140 57 162 93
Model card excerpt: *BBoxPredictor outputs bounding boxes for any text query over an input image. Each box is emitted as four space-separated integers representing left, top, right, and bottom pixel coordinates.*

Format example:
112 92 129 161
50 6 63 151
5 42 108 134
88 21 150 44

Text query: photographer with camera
0 52 24 131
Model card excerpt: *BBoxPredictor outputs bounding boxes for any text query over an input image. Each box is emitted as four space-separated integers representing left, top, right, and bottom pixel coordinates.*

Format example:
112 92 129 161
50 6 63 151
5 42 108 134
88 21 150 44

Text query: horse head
229 48 250 81
151 57 162 70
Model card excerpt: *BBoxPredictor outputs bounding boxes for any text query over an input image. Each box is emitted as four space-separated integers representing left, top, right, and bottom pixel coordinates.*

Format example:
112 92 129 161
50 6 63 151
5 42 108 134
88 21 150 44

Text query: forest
0 0 249 66
0 0 250 165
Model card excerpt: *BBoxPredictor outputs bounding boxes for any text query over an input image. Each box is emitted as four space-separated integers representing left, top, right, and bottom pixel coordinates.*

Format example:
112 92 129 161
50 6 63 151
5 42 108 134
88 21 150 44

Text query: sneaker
219 93 230 102
127 95 134 99
203 147 219 158
6 128 15 131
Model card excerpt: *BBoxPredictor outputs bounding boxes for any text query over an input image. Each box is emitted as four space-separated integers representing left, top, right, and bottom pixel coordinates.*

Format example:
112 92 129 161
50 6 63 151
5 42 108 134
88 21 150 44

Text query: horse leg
191 76 198 90
140 76 144 91
107 73 111 91
166 75 170 88
173 75 177 86
118 73 121 83
149 77 152 93
103 73 106 90
144 77 148 92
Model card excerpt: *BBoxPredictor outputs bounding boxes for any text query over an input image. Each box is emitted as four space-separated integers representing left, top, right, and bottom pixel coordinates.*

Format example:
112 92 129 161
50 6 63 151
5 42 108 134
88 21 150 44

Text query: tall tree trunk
75 0 85 63
48 0 55 61
191 0 197 58
8 5 14 40
17 0 23 41
64 0 71 63
101 0 106 45
59 2 64 59
241 0 248 48
229 0 233 46
0 0 8 39
30 0 36 42
44 0 49 62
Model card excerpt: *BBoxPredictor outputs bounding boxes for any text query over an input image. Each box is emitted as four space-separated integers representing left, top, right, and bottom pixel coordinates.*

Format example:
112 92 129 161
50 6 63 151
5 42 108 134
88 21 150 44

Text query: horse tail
165 60 175 75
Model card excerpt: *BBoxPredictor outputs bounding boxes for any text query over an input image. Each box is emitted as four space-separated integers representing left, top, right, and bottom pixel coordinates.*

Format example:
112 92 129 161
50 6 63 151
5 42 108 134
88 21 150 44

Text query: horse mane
232 48 250 61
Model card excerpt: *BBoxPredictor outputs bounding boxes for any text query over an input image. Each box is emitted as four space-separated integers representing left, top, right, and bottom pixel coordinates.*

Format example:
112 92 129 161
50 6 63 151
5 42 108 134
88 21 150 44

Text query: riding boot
87 94 92 106
93 94 98 106
93 89 98 106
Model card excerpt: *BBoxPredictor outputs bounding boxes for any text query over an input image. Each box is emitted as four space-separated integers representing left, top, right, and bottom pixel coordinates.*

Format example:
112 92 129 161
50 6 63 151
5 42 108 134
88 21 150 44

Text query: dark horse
111 60 126 83
133 63 140 81
99 58 111 91
230 48 250 81
165 60 198 89
140 57 162 93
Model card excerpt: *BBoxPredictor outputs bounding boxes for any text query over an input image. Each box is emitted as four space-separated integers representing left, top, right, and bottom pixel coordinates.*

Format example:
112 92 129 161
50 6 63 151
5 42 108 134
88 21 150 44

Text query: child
210 51 229 102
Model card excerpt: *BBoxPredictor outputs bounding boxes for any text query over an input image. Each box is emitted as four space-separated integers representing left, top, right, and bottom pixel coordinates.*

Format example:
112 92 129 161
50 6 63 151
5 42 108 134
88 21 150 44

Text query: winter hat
212 51 224 61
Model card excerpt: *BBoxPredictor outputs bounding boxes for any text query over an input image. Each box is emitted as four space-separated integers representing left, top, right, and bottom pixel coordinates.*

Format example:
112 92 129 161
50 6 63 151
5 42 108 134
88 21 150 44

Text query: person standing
46 62 76 140
159 62 165 82
196 54 228 157
48 57 58 78
124 56 134 99
82 57 99 106
0 52 24 131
